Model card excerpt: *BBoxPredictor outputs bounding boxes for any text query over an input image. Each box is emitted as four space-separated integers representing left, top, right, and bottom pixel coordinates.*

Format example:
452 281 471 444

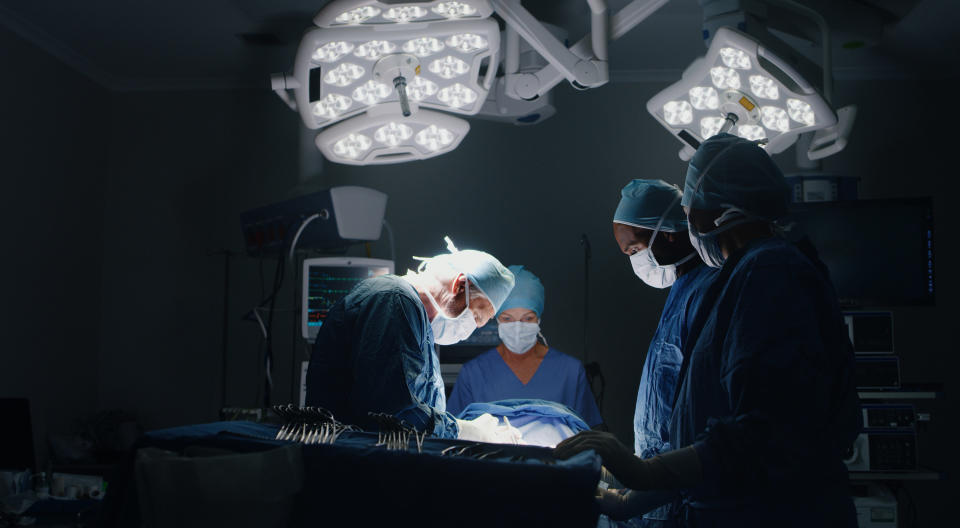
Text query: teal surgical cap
613 179 688 232
497 265 545 318
681 133 790 221
427 238 515 313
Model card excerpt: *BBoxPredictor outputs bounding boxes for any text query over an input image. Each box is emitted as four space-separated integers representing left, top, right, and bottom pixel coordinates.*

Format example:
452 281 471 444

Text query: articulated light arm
497 0 670 100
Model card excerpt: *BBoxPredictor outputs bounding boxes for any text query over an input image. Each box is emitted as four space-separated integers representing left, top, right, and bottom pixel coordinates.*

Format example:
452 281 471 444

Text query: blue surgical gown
671 237 858 526
305 275 459 438
631 263 718 527
447 348 603 427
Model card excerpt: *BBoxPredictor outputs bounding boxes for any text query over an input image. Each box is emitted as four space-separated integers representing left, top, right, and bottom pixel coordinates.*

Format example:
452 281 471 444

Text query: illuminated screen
306 265 391 327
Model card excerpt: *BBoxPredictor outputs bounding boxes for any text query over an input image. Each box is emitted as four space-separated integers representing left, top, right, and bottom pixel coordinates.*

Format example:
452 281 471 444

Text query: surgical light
663 100 693 126
384 6 429 23
761 106 789 132
429 56 470 79
416 124 456 152
332 133 373 160
689 86 719 110
353 40 397 60
374 122 414 146
433 2 478 18
710 66 740 90
402 37 445 57
313 93 353 120
748 75 779 100
646 26 837 158
316 105 470 165
437 83 478 108
446 33 487 52
323 63 365 87
352 80 392 105
407 77 439 100
313 41 354 63
334 6 381 25
736 124 766 141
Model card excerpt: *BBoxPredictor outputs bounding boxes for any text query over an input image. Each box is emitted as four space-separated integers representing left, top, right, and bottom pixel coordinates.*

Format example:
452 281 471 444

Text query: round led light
445 33 488 53
710 67 741 90
663 100 693 126
353 40 397 61
688 86 719 110
332 133 372 160
334 6 381 25
352 80 392 105
402 37 444 57
312 94 352 120
700 116 725 139
432 2 478 18
312 41 354 63
737 125 766 141
374 122 414 147
719 47 751 70
406 77 439 101
436 83 478 109
786 98 816 126
761 106 790 133
323 63 365 87
749 75 779 100
383 6 428 22
429 56 470 79
415 125 456 152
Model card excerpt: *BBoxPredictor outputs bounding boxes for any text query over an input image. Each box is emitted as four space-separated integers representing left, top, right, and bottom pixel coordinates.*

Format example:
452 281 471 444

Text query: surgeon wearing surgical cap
447 265 603 428
578 179 719 524
557 134 859 527
306 238 520 442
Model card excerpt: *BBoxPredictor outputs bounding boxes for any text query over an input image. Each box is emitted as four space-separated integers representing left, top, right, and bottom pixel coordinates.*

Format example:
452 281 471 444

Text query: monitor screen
784 198 934 307
302 258 393 341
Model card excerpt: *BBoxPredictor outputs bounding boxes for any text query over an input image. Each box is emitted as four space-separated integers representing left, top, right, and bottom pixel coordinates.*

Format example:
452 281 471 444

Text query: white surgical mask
627 194 696 289
498 322 541 354
426 280 477 345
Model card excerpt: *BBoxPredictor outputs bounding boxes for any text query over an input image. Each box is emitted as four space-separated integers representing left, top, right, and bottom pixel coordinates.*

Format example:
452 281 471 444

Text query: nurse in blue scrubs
447 265 603 427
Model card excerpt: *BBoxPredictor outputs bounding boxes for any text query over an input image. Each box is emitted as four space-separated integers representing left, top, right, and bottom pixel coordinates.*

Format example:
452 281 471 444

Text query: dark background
1 0 957 523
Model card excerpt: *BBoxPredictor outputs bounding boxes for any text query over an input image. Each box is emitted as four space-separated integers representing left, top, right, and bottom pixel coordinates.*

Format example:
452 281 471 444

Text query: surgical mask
498 322 540 354
688 214 751 268
627 194 697 288
425 280 477 345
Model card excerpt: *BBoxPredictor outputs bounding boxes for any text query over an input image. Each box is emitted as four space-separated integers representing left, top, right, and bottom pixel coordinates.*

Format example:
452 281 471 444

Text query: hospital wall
0 25 109 464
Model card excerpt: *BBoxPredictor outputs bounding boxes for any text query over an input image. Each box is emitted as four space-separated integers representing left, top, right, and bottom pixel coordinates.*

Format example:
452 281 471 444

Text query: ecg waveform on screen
306 267 388 326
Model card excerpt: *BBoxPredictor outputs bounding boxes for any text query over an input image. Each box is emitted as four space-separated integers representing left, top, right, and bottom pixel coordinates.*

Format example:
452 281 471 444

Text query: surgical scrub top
634 263 717 460
305 275 459 438
447 347 603 427
671 237 858 525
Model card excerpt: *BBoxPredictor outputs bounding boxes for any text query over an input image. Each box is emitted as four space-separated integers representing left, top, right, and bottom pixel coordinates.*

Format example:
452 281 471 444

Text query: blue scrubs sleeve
695 262 847 489
446 363 476 416
353 291 459 439
573 364 603 427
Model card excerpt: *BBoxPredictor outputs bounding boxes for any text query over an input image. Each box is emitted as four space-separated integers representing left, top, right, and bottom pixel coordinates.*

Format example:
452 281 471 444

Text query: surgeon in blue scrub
305 239 520 442
447 265 603 427
605 179 718 526
557 134 858 527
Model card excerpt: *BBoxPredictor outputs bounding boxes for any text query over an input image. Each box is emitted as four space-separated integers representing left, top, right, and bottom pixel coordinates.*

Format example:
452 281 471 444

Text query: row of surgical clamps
272 405 429 454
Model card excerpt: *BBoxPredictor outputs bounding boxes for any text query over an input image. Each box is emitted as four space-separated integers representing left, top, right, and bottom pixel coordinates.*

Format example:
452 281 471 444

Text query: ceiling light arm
493 0 609 98
761 0 832 103
499 0 670 100
271 73 300 111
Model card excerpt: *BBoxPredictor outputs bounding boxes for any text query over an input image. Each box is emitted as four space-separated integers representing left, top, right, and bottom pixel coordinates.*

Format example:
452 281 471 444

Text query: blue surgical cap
681 133 790 221
497 265 545 318
431 247 515 313
613 179 688 232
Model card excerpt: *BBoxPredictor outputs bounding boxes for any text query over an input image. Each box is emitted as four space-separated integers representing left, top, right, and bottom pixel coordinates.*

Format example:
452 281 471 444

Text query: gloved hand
596 487 678 521
596 488 633 521
555 432 701 491
456 414 525 444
